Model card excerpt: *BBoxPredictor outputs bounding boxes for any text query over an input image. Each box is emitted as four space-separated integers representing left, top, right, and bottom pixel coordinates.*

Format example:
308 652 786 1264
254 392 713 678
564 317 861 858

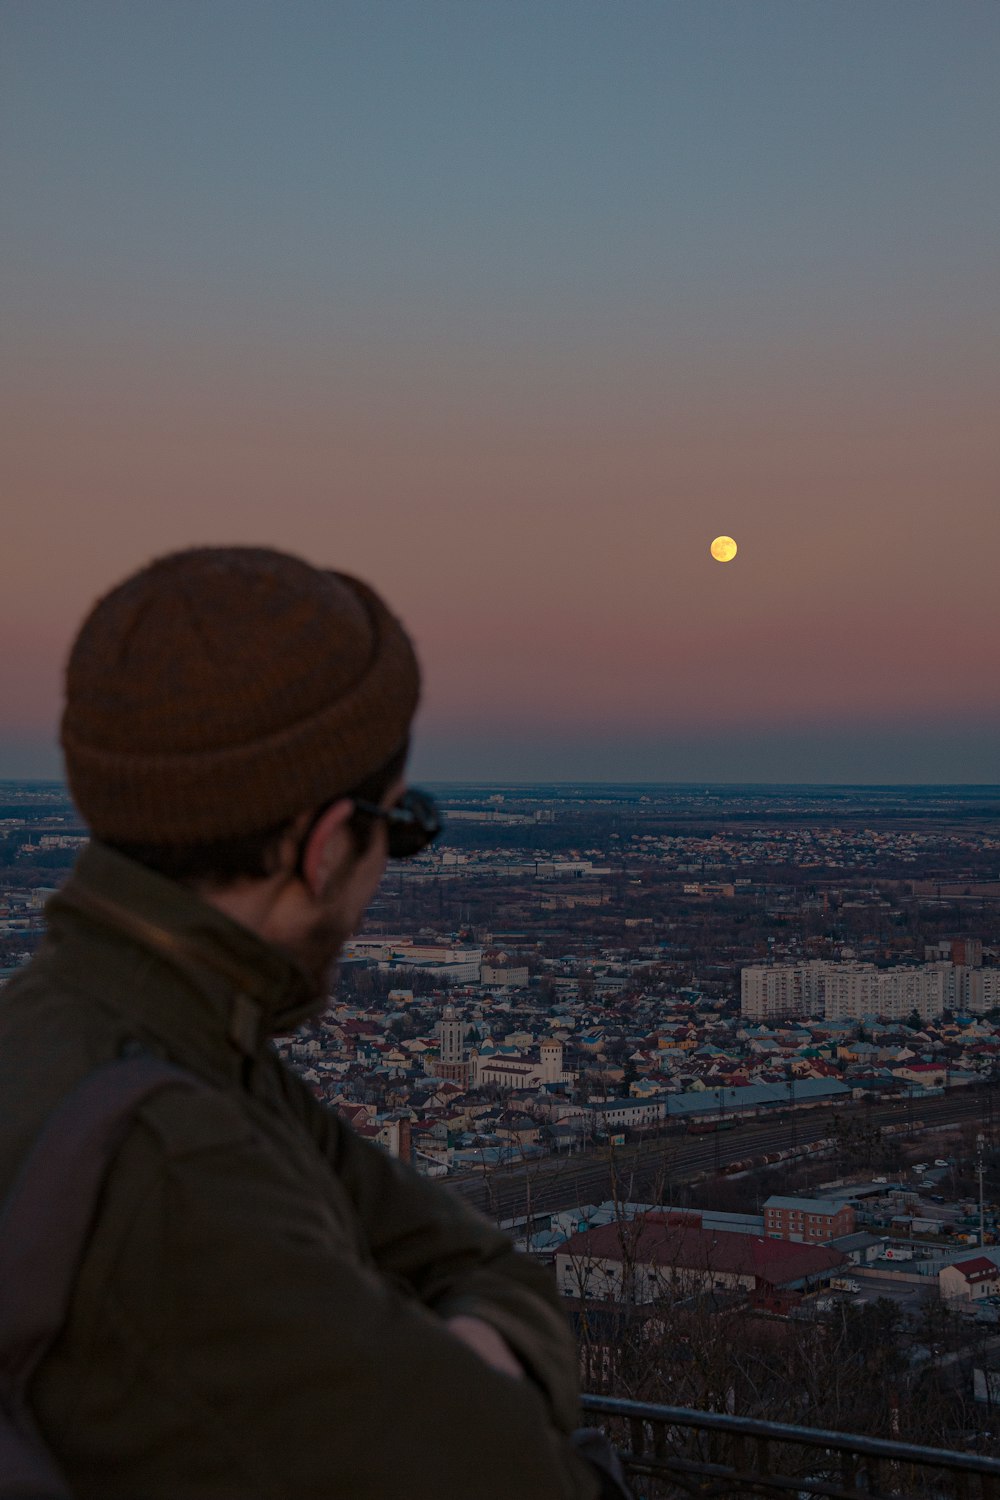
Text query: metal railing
581 1394 1000 1499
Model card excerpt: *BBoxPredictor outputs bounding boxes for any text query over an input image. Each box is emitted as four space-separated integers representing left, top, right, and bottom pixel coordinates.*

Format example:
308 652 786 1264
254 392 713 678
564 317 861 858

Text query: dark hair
108 741 409 886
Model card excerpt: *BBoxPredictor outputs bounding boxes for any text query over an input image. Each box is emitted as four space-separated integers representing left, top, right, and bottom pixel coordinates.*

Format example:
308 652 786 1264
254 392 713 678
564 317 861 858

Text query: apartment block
741 959 995 1023
740 961 826 1020
764 1196 856 1244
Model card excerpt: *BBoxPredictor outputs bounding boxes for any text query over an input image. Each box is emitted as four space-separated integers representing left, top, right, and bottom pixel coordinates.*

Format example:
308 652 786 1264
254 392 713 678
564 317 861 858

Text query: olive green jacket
0 844 599 1500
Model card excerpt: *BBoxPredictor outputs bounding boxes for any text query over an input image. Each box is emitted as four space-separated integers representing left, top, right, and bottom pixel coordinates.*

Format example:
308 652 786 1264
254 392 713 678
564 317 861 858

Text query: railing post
840 1449 856 1492
731 1429 747 1485
756 1433 770 1477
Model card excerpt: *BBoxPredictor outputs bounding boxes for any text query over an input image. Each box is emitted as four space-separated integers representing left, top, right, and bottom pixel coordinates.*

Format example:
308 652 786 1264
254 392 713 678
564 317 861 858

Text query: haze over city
3 1 998 782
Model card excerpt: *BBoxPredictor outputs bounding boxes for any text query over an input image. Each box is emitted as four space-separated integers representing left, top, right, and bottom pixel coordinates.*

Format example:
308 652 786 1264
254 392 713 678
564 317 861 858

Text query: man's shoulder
0 942 126 1067
0 968 124 1203
0 947 220 1193
0 931 117 1024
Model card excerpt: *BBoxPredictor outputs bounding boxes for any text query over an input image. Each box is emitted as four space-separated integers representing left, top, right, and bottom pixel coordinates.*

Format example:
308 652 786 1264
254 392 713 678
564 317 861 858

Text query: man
0 548 606 1498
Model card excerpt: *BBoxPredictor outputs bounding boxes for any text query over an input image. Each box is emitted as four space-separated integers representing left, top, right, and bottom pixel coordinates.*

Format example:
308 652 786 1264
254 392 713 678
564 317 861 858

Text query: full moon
710 535 738 563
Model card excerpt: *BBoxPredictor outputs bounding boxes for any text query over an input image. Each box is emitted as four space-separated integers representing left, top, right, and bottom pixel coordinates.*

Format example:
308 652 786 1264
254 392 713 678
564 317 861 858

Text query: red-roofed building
940 1255 1000 1302
336 1103 373 1131
891 1062 947 1088
555 1216 846 1305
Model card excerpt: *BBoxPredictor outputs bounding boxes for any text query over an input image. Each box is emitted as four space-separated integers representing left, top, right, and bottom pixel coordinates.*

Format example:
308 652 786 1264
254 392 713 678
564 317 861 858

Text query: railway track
447 1085 994 1222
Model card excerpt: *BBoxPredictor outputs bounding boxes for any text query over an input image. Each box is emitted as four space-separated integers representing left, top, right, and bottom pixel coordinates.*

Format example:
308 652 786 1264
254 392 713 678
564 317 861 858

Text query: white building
344 937 483 983
589 1098 666 1133
481 964 530 987
473 1039 574 1091
823 962 953 1023
740 961 826 1020
741 959 992 1023
964 968 1000 1015
939 1255 1000 1303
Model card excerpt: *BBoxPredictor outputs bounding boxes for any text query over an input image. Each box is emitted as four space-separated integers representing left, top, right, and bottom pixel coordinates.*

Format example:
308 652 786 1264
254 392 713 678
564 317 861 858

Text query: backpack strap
0 1056 202 1393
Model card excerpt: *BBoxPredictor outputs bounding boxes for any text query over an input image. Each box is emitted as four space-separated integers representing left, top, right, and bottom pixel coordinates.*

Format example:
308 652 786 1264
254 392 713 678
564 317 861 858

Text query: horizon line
3 778 999 793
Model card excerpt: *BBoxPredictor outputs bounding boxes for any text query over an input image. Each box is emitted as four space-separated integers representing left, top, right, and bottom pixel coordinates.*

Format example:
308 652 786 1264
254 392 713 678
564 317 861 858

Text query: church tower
540 1038 563 1084
437 1004 469 1083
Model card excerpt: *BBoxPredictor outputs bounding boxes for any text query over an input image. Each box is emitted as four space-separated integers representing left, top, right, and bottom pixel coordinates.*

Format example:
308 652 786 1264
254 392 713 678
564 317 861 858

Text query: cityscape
5 778 1000 1472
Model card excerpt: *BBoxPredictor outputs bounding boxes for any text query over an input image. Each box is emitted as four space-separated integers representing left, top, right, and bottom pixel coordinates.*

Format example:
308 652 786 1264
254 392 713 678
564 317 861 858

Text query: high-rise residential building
740 961 826 1020
965 968 1000 1015
951 937 983 969
741 959 994 1023
822 962 953 1022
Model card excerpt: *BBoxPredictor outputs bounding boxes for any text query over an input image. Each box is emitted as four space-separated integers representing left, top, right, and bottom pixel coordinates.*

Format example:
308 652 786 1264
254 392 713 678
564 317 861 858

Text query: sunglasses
350 787 442 859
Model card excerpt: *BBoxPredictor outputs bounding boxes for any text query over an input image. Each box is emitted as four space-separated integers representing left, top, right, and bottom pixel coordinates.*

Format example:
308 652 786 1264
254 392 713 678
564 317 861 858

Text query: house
495 1111 541 1146
335 1103 374 1131
891 1062 947 1089
940 1255 1000 1303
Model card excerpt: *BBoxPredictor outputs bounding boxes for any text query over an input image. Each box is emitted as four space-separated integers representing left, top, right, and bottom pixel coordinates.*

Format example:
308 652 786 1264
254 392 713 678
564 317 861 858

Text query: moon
710 535 738 562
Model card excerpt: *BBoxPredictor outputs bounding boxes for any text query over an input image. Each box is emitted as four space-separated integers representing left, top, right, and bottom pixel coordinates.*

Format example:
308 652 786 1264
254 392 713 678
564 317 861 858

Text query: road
446 1086 994 1222
931 1331 1000 1374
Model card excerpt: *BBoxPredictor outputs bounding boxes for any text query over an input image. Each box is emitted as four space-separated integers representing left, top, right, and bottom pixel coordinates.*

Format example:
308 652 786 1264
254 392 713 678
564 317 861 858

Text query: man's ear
299 799 355 895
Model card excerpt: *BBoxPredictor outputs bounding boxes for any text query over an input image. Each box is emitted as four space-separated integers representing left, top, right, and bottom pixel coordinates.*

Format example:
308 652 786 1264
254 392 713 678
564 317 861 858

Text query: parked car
934 1158 950 1167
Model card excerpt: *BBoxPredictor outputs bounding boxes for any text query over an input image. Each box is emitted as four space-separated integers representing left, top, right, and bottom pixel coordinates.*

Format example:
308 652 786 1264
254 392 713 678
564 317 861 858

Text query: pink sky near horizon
4 322 997 773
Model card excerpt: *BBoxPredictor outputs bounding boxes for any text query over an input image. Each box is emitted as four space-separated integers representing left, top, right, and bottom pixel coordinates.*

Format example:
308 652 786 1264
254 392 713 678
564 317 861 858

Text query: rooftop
765 1196 848 1216
559 1219 845 1288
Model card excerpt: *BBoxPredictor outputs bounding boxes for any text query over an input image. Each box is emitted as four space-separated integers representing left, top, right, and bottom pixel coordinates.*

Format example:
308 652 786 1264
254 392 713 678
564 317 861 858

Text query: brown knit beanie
61 547 420 842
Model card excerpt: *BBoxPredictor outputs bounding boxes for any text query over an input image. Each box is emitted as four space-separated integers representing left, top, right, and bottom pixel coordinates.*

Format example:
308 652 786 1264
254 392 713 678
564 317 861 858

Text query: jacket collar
50 842 319 1056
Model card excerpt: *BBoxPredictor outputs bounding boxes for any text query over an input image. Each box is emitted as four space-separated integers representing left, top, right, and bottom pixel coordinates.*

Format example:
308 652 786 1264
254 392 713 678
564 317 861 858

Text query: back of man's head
61 547 420 868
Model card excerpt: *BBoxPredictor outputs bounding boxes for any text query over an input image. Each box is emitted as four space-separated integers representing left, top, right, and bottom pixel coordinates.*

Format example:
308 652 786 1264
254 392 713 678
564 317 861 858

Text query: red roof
953 1257 1000 1284
558 1220 845 1289
337 1104 369 1126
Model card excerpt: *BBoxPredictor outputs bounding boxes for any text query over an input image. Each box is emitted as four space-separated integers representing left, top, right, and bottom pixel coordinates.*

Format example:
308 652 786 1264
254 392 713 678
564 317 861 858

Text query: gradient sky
3 1 999 783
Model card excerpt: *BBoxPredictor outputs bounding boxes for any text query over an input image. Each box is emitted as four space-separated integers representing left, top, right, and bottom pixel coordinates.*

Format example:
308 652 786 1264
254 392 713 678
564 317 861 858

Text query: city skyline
3 2 999 782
